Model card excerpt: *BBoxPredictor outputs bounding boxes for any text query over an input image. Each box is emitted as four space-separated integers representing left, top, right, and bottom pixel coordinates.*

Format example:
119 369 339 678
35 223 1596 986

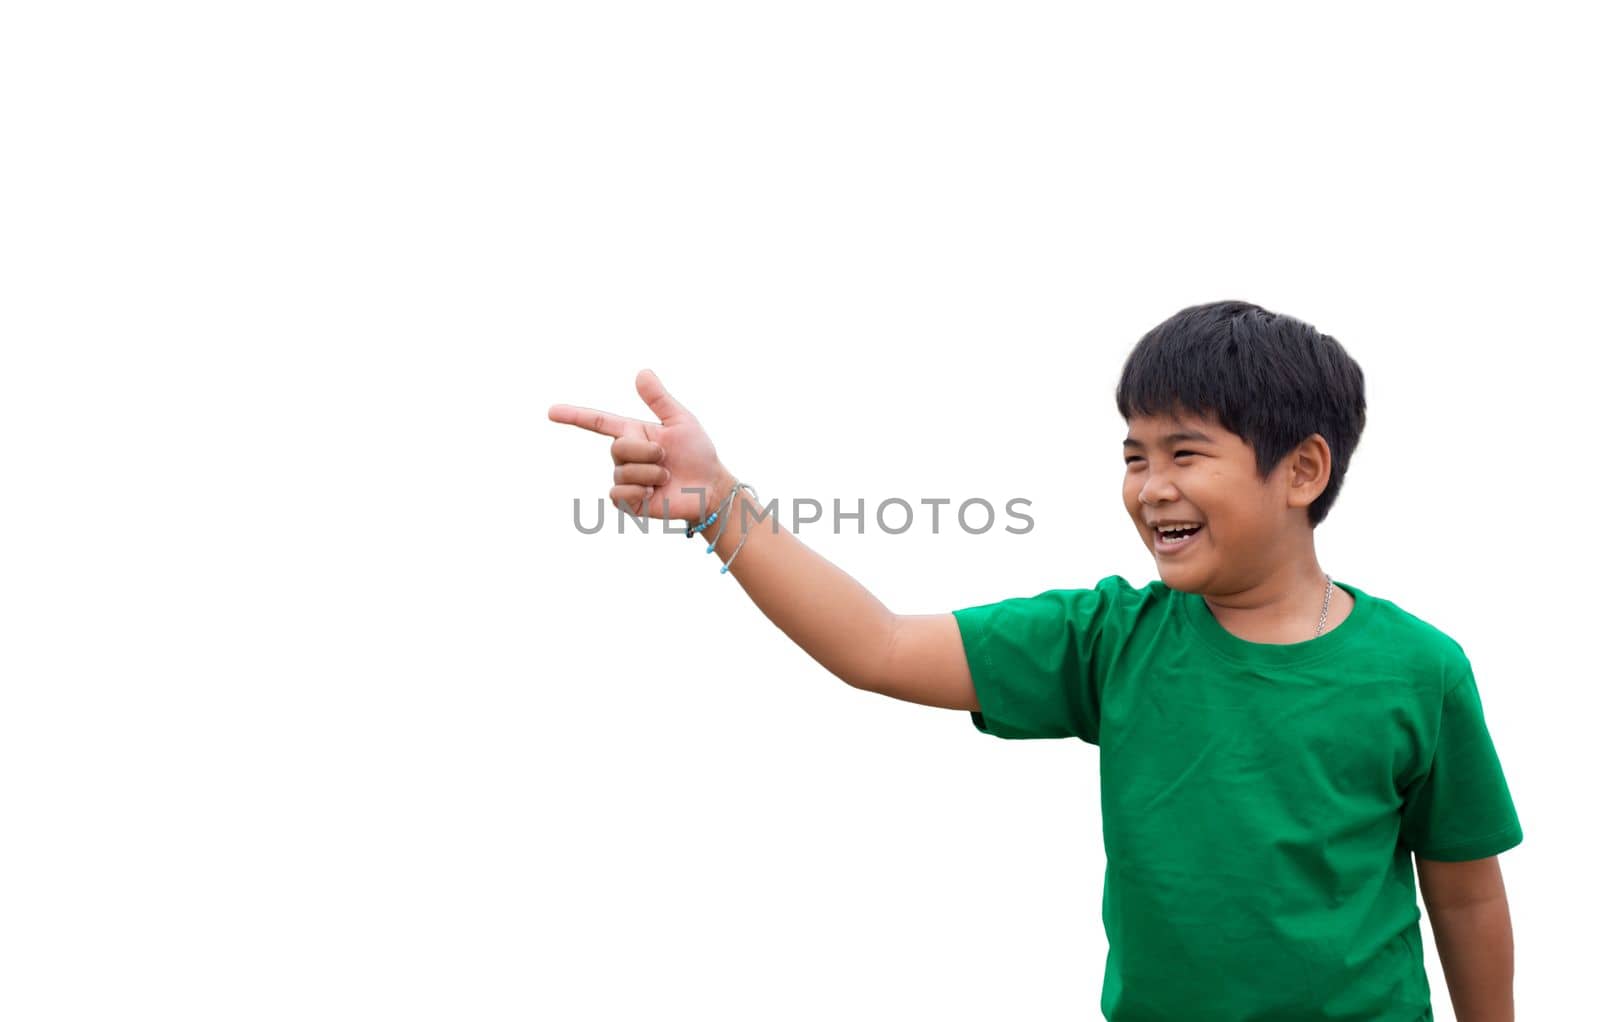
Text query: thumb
635 368 692 423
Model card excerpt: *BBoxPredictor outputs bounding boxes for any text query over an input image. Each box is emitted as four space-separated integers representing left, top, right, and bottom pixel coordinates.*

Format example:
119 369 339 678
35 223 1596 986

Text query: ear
1284 433 1332 512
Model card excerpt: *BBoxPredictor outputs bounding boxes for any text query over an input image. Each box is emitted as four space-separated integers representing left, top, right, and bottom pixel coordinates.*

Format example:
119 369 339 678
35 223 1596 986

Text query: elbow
845 612 899 694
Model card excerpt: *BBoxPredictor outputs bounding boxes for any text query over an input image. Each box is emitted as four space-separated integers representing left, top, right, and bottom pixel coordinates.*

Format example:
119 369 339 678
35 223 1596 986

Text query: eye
1124 451 1199 465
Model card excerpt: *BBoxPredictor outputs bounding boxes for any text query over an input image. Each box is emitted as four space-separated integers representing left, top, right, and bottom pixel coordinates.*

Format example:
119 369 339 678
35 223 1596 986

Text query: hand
548 369 731 522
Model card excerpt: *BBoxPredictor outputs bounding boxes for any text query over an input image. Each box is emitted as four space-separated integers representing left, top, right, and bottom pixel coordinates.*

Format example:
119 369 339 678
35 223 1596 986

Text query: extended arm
699 467 977 710
1416 854 1514 1022
549 375 977 711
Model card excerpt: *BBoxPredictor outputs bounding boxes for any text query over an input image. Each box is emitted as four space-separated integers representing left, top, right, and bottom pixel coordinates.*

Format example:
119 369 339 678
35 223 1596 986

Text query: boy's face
1121 409 1307 593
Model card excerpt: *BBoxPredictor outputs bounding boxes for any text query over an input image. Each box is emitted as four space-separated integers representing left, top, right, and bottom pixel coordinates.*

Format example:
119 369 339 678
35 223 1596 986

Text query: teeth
1156 523 1200 534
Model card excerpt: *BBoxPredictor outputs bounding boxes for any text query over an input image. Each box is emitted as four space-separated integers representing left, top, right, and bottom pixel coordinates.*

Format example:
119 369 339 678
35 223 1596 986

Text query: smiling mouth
1153 524 1203 554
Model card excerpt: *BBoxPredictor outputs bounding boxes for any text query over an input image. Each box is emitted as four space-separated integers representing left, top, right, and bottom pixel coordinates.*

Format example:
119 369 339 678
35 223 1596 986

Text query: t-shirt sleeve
951 576 1125 743
1399 652 1523 861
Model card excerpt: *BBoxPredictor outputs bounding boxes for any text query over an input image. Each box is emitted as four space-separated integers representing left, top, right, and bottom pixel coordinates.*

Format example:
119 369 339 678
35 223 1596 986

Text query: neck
1201 547 1335 641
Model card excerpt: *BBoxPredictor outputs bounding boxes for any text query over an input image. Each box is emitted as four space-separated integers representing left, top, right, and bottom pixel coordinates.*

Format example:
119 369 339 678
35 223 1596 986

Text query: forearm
1427 897 1515 1022
694 467 895 688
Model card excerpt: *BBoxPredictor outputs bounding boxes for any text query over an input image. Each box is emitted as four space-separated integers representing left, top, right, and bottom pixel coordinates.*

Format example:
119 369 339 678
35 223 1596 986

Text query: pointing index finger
548 403 639 438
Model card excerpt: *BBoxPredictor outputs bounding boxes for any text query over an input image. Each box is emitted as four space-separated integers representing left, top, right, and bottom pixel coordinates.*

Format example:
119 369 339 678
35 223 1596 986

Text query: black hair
1114 300 1367 528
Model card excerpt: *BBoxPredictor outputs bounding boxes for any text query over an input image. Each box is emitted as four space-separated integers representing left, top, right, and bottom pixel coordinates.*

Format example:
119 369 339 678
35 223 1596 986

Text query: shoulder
1031 574 1175 620
1346 582 1473 688
1086 573 1177 606
956 573 1164 611
952 574 1171 637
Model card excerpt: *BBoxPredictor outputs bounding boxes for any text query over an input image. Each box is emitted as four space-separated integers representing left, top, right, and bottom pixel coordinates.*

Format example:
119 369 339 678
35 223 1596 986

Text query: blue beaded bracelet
684 479 760 571
704 484 745 553
686 480 741 548
717 483 761 572
686 510 719 536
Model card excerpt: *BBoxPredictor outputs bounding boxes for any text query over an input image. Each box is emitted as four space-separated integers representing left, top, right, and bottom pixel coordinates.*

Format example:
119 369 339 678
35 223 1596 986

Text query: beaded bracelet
705 481 755 555
685 479 741 544
684 479 761 573
719 483 762 574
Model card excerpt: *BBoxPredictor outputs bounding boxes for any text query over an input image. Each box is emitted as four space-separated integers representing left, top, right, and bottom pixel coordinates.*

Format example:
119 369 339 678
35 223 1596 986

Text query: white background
3 2 1594 1019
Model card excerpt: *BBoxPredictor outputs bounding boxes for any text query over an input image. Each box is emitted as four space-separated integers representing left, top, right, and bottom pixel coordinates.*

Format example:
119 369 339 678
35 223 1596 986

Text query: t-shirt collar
1178 579 1370 667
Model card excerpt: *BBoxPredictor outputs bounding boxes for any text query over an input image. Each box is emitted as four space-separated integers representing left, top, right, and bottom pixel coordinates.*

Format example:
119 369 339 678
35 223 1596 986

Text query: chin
1152 561 1203 592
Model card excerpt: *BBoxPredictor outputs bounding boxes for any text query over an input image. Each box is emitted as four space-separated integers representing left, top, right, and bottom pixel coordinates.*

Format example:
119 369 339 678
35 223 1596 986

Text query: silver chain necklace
1315 573 1333 638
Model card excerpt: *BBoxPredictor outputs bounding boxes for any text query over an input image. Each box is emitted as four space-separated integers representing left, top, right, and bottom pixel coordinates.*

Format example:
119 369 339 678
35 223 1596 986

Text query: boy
548 300 1521 1021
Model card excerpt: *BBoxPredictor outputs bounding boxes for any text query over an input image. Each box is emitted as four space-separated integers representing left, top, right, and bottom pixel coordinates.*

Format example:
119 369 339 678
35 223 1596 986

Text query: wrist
707 466 737 516
685 465 737 530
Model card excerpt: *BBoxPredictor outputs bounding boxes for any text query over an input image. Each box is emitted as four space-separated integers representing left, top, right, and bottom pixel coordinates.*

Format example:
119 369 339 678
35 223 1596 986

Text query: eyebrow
1122 430 1217 449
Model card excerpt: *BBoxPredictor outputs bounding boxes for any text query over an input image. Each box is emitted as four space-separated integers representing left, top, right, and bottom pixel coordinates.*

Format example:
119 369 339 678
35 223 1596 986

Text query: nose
1138 465 1181 506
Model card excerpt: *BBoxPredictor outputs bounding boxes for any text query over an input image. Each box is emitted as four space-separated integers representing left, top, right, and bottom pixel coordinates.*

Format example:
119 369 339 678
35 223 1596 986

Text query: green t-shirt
953 575 1522 1022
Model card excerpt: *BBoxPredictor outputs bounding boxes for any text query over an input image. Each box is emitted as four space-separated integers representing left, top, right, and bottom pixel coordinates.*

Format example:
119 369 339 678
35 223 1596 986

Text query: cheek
1121 491 1143 523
